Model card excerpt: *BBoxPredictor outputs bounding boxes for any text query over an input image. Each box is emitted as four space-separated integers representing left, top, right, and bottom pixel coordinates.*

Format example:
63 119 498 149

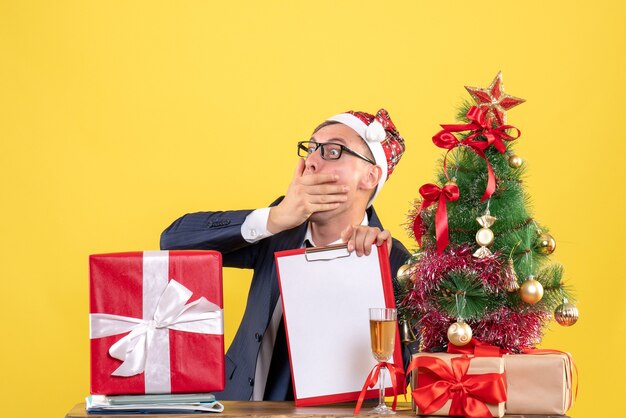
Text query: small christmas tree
398 72 579 353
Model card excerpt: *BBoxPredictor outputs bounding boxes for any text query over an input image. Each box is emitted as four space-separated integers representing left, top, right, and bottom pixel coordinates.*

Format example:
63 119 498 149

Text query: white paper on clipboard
274 244 402 405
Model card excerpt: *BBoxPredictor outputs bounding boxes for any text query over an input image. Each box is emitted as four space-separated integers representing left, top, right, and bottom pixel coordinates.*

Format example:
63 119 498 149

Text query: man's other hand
340 225 392 257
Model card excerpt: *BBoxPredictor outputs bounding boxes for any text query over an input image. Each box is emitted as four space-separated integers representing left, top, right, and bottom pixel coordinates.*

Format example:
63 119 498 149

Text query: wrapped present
89 250 224 395
408 353 506 418
504 351 575 415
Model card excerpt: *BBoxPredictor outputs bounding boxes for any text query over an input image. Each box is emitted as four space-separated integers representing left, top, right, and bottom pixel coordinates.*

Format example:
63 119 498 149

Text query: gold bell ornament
399 319 417 343
504 258 520 292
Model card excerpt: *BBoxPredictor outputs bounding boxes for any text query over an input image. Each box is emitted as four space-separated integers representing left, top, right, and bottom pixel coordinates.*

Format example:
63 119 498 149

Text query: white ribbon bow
90 279 223 378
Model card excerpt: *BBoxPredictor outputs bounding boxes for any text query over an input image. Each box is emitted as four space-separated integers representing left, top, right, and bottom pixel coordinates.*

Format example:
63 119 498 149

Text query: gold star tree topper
464 71 525 126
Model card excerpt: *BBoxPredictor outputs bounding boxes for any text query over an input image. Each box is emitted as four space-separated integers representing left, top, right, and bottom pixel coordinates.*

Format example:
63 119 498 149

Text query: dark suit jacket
160 197 410 400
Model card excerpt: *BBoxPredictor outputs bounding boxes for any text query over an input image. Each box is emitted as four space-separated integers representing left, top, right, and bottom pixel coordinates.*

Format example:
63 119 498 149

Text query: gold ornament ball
536 233 557 255
445 179 458 189
508 154 523 168
447 321 473 346
397 264 412 285
519 277 544 304
554 301 579 326
475 227 495 246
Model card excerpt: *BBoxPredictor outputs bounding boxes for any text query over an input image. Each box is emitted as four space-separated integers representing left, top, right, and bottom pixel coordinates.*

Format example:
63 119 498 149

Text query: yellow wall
1 1 623 416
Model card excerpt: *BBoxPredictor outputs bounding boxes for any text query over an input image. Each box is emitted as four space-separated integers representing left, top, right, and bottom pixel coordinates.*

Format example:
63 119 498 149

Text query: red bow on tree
407 355 507 418
432 106 521 202
412 182 460 254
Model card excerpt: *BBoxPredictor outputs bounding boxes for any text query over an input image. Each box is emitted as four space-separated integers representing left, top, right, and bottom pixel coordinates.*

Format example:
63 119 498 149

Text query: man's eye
307 146 316 154
328 148 340 157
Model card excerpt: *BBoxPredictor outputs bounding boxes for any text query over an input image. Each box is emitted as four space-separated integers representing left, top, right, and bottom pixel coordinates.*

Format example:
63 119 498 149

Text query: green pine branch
435 270 505 319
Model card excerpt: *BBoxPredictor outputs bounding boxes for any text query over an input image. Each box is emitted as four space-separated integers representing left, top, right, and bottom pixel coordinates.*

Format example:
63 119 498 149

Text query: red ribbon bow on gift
407 355 507 418
354 362 405 415
412 182 460 254
448 340 578 412
432 106 521 202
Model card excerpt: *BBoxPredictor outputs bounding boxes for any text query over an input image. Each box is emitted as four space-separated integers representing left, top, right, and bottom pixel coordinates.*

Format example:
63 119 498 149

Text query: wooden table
66 401 570 417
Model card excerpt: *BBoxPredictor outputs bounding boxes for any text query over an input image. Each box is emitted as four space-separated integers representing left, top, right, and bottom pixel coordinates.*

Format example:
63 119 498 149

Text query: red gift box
89 250 225 395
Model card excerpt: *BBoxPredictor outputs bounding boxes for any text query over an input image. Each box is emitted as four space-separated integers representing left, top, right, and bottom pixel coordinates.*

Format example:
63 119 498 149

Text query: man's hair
312 120 378 203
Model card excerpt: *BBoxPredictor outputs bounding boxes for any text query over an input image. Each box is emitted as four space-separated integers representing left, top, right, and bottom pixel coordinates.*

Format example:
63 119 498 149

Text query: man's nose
304 155 318 173
304 148 323 173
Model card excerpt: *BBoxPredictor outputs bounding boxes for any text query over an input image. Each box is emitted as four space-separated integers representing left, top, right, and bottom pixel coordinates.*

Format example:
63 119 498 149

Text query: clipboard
274 243 404 406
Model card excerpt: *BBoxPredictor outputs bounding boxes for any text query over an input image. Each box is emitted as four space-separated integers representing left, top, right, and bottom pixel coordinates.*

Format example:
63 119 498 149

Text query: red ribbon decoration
412 182 460 254
354 362 405 415
407 355 507 418
447 338 506 358
432 106 521 202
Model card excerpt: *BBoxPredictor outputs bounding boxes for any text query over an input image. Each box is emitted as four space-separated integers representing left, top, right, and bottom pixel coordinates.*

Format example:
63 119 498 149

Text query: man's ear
360 164 382 191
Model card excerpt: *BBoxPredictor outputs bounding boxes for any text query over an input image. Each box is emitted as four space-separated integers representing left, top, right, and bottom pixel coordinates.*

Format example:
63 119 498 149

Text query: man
160 108 410 401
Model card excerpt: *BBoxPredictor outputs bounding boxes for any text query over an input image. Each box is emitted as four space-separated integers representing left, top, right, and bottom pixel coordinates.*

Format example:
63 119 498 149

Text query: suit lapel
268 222 309 309
367 205 384 230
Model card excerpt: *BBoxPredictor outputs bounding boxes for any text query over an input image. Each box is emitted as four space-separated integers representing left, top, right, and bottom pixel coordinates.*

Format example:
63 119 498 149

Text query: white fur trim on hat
365 120 386 142
327 113 388 207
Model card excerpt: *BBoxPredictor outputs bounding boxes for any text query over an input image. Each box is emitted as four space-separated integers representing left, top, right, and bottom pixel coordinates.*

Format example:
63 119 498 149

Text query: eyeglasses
297 141 376 165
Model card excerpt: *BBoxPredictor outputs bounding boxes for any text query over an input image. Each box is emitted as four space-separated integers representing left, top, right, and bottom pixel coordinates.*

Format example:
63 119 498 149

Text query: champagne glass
369 308 397 415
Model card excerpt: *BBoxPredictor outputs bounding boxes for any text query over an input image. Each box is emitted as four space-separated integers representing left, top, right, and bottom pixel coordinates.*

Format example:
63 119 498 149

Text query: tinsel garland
418 307 551 353
412 244 507 295
470 308 551 352
401 244 553 352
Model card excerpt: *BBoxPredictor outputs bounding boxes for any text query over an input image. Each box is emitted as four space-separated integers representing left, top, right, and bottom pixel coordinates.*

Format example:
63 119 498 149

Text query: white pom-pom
365 120 386 142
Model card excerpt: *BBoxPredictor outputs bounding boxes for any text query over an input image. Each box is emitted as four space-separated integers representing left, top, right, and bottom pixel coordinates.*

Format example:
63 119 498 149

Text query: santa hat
327 108 405 206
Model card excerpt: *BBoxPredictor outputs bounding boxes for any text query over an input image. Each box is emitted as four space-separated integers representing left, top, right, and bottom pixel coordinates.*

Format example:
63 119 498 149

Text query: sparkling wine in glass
368 308 397 415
